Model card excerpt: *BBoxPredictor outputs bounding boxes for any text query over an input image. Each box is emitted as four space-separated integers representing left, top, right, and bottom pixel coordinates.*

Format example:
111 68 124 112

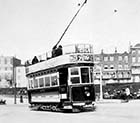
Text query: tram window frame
90 67 94 83
38 77 44 88
51 73 59 86
81 67 90 83
28 79 31 89
34 78 39 88
69 67 81 84
28 79 34 89
28 79 32 89
70 67 79 75
44 75 51 87
69 67 92 85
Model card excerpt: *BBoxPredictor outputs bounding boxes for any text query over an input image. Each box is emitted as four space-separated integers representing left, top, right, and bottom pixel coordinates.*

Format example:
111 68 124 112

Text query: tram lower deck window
34 79 38 88
39 78 44 87
45 76 50 87
51 75 58 86
28 80 33 89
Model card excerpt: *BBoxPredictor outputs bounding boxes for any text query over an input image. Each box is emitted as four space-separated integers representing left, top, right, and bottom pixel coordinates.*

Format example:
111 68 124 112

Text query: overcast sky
0 0 140 62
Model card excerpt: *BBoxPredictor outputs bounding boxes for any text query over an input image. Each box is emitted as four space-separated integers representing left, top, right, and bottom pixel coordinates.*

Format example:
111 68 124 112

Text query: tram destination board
70 54 93 62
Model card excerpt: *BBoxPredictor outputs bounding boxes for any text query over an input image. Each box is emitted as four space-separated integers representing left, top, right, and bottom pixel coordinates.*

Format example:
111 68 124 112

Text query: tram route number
70 54 93 62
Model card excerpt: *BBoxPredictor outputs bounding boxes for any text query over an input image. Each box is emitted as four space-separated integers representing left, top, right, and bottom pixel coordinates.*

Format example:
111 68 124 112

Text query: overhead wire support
53 0 87 48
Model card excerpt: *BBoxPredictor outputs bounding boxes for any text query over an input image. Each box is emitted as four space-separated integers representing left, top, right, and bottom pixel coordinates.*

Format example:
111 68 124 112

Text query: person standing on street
125 87 130 102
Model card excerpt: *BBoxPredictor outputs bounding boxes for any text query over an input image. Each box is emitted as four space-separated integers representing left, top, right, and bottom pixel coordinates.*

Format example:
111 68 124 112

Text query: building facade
130 44 140 82
15 65 27 88
0 56 21 88
94 49 132 85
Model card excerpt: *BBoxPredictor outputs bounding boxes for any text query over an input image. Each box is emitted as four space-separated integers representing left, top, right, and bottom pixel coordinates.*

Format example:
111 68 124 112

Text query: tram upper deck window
81 68 90 83
45 76 50 87
51 75 58 86
39 78 44 87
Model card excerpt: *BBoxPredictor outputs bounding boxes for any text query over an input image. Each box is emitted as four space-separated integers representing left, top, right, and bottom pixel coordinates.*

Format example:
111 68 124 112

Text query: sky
0 0 140 63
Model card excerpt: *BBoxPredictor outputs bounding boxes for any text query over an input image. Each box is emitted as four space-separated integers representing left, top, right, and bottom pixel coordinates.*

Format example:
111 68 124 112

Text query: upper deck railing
25 44 93 66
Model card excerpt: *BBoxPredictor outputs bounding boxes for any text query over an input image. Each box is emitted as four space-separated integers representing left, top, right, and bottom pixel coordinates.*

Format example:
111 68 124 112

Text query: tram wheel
51 105 57 112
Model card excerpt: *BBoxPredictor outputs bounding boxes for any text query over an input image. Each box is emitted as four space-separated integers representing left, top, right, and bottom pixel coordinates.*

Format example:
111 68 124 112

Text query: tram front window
70 68 79 75
70 67 80 84
81 68 89 83
69 67 91 84
71 77 80 84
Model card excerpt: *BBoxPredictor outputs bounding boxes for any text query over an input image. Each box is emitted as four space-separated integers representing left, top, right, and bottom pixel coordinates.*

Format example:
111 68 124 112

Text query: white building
0 56 21 88
15 65 27 88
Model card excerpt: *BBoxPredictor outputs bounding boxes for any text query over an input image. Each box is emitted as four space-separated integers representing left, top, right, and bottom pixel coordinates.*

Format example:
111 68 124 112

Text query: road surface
0 97 140 123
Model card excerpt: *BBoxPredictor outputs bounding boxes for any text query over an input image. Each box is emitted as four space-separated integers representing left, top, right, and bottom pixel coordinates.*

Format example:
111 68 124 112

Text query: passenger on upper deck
25 60 30 66
52 45 63 58
56 45 63 56
32 56 39 64
52 45 57 58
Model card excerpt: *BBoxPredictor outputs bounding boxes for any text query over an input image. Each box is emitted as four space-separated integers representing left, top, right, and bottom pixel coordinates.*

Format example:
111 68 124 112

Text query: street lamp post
14 67 17 104
99 66 103 100
95 63 103 101
13 57 17 104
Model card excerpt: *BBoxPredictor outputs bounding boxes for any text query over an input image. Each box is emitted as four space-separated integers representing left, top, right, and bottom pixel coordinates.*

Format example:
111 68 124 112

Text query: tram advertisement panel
70 54 93 62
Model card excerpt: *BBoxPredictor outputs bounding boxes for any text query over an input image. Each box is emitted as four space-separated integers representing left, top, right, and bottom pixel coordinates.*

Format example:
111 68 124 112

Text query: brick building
94 49 131 85
130 43 140 82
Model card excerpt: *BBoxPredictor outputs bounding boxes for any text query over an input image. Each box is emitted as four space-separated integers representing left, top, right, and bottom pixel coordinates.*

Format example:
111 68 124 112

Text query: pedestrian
125 87 130 102
20 95 23 103
120 88 127 102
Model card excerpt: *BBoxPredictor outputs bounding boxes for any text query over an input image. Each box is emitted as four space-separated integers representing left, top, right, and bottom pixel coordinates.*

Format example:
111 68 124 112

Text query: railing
25 44 93 66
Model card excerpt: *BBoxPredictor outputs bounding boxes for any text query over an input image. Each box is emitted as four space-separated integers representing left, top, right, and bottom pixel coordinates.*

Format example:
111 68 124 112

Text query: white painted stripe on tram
32 94 61 102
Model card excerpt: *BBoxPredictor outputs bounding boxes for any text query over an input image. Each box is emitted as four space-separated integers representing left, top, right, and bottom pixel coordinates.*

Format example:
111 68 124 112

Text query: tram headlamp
85 91 90 97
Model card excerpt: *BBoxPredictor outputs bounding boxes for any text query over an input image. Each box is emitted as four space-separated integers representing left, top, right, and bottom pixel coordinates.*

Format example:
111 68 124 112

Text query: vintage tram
25 44 96 112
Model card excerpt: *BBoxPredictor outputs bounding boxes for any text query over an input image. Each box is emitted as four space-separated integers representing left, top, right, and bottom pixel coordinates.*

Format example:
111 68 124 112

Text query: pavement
96 98 140 105
96 99 121 104
0 95 28 105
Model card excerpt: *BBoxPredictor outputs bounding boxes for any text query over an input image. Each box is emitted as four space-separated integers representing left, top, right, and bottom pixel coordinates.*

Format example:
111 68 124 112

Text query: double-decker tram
25 44 96 112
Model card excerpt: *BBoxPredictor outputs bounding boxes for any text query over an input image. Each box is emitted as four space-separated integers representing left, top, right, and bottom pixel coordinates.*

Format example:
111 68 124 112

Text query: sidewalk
96 99 140 104
96 99 121 104
0 95 28 105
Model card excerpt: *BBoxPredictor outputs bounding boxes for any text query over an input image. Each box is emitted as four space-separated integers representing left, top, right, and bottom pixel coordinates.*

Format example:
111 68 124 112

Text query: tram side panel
28 87 61 105
27 68 69 107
